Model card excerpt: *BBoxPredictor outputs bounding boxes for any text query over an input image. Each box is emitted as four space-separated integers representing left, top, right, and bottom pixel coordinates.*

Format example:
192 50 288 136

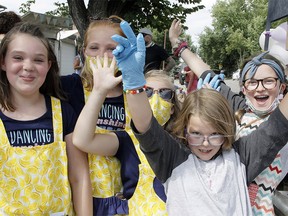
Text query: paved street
174 78 241 94
224 78 241 94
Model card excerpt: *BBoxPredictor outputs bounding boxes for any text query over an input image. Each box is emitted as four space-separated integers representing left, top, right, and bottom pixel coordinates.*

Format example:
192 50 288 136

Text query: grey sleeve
132 116 190 183
219 84 246 112
200 70 246 112
233 107 288 184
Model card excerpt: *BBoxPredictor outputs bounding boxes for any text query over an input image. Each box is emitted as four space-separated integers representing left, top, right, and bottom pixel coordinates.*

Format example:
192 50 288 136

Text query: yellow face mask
84 56 119 75
148 94 173 126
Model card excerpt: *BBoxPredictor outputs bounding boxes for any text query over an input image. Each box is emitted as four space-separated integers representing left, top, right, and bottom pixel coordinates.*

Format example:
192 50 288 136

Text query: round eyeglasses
243 77 279 91
145 87 174 101
186 132 232 146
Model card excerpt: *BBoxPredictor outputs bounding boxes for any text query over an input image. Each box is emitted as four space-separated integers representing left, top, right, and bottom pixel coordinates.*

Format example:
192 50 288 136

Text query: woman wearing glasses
73 62 182 215
110 20 288 215
169 19 288 215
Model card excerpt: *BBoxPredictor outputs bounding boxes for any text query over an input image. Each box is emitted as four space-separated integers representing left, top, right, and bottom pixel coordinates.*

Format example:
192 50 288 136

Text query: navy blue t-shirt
0 96 77 147
115 131 166 201
61 74 126 131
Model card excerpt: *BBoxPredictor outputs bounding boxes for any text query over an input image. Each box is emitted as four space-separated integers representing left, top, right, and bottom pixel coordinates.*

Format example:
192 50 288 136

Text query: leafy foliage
46 2 70 17
198 0 269 75
66 0 205 39
19 0 35 15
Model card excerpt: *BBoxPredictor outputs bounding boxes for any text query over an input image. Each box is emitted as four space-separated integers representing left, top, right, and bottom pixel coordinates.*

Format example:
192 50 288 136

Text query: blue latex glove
219 73 225 80
111 21 146 91
197 73 221 91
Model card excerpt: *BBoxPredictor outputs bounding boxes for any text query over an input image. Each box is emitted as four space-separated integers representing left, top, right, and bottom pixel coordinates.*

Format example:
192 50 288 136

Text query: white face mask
245 91 282 117
148 94 173 126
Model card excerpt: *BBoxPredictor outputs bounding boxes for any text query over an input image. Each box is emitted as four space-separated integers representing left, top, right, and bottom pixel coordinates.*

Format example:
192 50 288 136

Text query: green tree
198 0 269 75
19 0 35 15
19 0 205 42
19 0 69 17
46 1 70 17
66 0 205 39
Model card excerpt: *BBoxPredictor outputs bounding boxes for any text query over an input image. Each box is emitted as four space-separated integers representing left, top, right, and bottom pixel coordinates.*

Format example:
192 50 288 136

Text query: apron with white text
0 97 74 215
84 89 133 198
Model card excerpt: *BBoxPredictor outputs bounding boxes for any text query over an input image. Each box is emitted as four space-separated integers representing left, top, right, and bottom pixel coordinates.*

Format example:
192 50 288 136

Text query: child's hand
111 21 146 91
89 53 122 92
197 73 221 91
169 19 182 47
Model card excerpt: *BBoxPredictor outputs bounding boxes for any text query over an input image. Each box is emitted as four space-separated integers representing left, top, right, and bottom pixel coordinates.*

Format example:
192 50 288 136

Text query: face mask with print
148 94 173 126
245 89 282 117
84 56 119 75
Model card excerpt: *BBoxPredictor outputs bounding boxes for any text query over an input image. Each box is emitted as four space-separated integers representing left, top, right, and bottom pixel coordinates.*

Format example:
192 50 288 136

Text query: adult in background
73 46 83 75
183 66 198 93
140 27 176 73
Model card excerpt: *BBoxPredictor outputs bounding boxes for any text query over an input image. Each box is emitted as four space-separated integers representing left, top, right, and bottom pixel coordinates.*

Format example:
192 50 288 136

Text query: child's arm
112 22 152 133
111 21 191 183
65 133 93 215
236 93 288 183
169 19 210 78
279 92 288 117
72 54 122 156
169 19 246 111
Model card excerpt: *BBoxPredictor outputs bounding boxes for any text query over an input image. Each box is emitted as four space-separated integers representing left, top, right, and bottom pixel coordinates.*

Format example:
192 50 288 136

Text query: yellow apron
125 129 167 215
84 89 132 198
0 97 74 216
84 89 167 215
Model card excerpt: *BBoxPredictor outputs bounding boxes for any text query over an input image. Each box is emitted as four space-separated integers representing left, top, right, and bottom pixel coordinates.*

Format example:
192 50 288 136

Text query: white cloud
1 0 57 13
185 0 217 46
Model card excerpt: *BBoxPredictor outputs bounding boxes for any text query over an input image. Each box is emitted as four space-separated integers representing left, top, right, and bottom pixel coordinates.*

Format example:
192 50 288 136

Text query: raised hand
197 73 221 91
111 21 146 91
169 19 182 47
89 53 122 92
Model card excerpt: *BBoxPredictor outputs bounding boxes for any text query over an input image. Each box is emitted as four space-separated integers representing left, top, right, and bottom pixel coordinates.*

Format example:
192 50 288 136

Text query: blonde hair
172 88 235 150
145 70 182 133
81 15 124 91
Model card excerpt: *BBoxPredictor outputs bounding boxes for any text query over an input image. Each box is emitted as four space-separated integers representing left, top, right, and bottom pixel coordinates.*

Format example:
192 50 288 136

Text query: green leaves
199 0 269 74
19 0 35 15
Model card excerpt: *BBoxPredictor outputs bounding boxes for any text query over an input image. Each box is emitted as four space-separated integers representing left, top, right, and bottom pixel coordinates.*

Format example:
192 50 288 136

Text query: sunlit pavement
174 78 241 94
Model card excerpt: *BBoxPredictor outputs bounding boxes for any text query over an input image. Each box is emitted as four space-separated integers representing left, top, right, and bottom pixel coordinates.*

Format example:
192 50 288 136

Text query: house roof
21 11 73 30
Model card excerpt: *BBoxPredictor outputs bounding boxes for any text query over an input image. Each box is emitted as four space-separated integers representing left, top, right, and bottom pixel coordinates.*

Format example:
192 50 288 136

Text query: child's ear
1 61 6 71
241 86 247 96
280 83 286 94
48 60 52 71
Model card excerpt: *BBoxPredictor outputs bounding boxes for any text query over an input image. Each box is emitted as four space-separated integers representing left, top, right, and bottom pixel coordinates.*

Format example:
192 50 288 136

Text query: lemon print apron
84 89 132 198
0 97 74 216
125 129 167 216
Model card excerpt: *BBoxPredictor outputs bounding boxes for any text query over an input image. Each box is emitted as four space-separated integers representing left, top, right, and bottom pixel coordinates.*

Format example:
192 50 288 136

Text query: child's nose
23 60 34 71
202 139 210 147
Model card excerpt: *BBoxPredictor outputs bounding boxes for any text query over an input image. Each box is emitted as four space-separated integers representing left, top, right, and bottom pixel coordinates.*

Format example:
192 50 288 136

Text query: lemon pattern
126 129 167 215
84 89 167 215
0 97 74 215
84 89 128 198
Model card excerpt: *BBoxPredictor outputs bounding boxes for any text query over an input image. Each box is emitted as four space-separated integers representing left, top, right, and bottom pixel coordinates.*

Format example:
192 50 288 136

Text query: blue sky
1 0 217 45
